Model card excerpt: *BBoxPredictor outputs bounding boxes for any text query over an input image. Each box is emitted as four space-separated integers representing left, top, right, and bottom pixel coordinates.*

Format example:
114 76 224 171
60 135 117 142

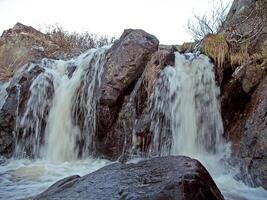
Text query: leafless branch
187 0 231 41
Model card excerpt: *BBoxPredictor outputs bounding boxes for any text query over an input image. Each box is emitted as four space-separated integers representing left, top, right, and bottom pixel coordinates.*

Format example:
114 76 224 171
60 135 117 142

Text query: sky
0 0 232 44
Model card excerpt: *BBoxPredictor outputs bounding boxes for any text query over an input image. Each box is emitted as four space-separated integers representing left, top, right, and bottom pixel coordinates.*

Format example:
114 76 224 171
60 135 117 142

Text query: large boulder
34 156 224 200
95 50 174 160
95 29 159 159
223 0 267 54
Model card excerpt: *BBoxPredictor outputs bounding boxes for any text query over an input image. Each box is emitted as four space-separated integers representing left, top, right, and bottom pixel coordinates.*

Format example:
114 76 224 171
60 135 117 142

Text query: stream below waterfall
0 50 266 200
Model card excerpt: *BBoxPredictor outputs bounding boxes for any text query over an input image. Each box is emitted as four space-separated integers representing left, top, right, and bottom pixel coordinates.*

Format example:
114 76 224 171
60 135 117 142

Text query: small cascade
45 48 107 161
14 66 55 157
13 47 108 161
0 82 9 110
148 52 229 158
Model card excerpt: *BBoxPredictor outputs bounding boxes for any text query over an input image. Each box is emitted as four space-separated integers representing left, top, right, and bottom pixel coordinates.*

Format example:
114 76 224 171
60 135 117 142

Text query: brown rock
100 29 159 105
95 49 175 160
34 156 225 200
0 22 78 81
95 29 159 159
214 0 267 189
238 75 267 189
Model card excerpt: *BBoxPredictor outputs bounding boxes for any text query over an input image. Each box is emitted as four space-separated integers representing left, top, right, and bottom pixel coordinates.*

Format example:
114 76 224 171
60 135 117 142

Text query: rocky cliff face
203 0 267 189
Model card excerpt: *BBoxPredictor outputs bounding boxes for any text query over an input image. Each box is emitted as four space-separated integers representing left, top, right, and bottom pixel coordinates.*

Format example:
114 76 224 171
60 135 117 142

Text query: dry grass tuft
202 33 229 70
230 40 267 68
230 50 250 66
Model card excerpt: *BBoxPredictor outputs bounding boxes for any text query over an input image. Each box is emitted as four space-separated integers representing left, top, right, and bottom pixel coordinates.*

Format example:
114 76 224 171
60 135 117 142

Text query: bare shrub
42 24 116 53
187 0 232 41
224 1 267 68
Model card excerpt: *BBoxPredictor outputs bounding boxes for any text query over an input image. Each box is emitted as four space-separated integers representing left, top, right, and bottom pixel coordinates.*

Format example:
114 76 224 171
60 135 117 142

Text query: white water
0 82 9 110
0 50 266 199
12 47 107 160
0 157 110 199
44 48 106 161
148 52 267 200
0 47 109 199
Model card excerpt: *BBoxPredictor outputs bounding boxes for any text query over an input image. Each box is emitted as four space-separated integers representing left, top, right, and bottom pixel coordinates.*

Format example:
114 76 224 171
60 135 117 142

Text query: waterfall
149 52 229 159
144 52 267 199
14 47 107 161
45 48 106 161
1 48 266 200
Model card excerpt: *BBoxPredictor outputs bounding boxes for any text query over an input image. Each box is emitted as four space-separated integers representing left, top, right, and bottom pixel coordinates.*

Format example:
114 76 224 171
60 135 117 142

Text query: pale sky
0 0 232 44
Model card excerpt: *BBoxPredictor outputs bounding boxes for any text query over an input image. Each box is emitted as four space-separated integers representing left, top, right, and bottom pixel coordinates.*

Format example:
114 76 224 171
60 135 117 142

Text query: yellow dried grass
202 33 229 71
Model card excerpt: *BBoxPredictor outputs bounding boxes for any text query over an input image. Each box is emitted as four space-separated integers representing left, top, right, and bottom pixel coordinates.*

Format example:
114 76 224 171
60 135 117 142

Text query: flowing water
0 82 9 110
0 50 266 199
0 47 110 199
147 52 267 200
0 157 110 199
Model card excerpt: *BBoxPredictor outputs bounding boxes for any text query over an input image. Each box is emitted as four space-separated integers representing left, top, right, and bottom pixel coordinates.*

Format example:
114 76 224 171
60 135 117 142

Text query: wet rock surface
212 0 267 189
96 49 174 160
34 156 224 200
95 29 159 159
0 23 84 156
0 65 44 156
238 76 267 188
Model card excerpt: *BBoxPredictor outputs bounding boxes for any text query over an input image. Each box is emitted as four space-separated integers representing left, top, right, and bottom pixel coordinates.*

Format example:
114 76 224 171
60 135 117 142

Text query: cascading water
44 48 106 161
0 47 110 199
13 48 107 161
147 52 267 200
149 52 228 157
0 48 266 199
0 82 9 110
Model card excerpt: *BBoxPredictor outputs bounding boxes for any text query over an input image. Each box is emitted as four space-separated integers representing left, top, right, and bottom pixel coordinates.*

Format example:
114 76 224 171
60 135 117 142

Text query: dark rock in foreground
34 156 224 200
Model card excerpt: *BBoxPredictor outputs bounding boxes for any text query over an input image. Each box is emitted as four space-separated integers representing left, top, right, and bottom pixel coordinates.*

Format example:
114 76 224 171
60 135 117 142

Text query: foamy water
147 52 267 200
0 157 110 199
